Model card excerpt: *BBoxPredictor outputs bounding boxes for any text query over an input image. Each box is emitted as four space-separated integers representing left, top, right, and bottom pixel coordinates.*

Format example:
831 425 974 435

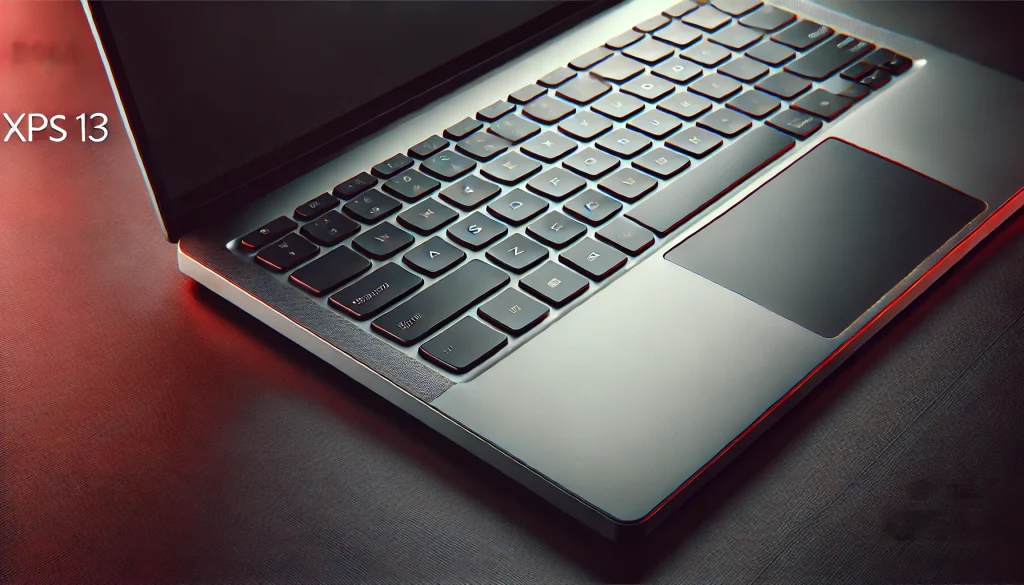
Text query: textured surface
3 2 1024 583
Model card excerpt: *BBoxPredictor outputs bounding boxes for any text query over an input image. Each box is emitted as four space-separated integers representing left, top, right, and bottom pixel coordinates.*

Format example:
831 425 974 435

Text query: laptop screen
91 1 604 236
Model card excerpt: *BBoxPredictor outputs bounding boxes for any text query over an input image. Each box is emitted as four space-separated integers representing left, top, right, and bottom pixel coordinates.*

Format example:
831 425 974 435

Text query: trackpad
665 138 986 338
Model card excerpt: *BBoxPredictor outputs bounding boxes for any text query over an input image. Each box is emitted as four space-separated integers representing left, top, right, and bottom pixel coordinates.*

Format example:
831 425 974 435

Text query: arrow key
403 236 466 277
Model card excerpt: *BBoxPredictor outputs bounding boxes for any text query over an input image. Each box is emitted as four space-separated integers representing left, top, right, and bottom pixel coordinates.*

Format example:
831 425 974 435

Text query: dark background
2 2 1024 583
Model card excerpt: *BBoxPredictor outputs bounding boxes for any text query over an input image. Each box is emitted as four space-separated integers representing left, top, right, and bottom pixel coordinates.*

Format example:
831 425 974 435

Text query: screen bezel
85 0 618 242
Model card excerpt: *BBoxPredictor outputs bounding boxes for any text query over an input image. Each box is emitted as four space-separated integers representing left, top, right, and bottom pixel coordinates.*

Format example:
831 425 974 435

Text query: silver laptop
84 0 1024 539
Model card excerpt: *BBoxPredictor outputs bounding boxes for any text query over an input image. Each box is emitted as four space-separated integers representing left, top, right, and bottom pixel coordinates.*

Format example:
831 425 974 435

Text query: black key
382 169 441 201
689 73 742 101
240 216 296 251
719 57 769 82
870 49 912 74
520 262 589 307
478 289 550 335
785 35 874 80
623 38 676 65
343 189 402 224
564 190 622 225
712 0 762 17
682 41 732 67
746 41 795 66
658 91 714 120
765 108 823 138
481 152 542 186
859 68 892 89
408 135 450 159
709 25 763 51
666 126 723 158
521 131 578 163
397 199 459 234
663 0 698 18
509 83 547 104
556 76 613 105
538 66 577 87
653 21 703 48
329 263 423 320
294 192 339 221
682 5 731 31
372 260 510 345
421 150 476 181
591 55 646 83
522 96 577 124
289 246 371 296
558 110 613 141
527 167 587 200
447 212 508 250
255 233 319 272
755 71 812 99
560 237 628 281
486 233 549 273
596 128 652 158
622 74 676 102
627 109 683 139
738 5 795 31
439 175 502 210
334 172 377 200
699 108 753 137
487 189 549 226
570 46 614 71
403 236 466 277
840 61 874 81
352 222 415 259
634 13 671 33
489 114 541 144
606 29 644 50
727 89 781 118
772 20 832 50
527 211 587 249
563 147 621 180
652 59 703 88
444 117 484 141
477 100 515 122
420 317 508 374
598 168 658 202
632 147 691 179
456 132 511 161
372 153 414 178
592 93 646 121
301 210 360 246
792 88 854 120
627 126 794 235
596 217 656 256
820 77 870 101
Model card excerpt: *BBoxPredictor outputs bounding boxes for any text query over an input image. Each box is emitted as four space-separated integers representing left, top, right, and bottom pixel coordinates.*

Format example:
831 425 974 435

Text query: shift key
329 263 423 319
372 260 510 345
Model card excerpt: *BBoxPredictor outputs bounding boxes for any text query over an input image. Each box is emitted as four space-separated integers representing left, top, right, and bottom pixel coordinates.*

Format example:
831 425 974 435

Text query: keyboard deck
232 0 913 376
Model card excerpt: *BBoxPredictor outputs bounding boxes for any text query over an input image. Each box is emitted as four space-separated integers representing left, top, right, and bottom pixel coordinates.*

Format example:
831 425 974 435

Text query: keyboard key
372 153 414 178
330 262 423 320
627 109 683 139
772 20 832 50
765 108 823 138
663 0 699 18
382 169 441 201
420 317 508 374
840 61 874 81
592 93 646 121
564 190 622 225
682 5 731 31
627 126 793 235
682 41 732 67
478 289 550 335
712 0 762 17
447 212 508 250
698 108 753 137
652 59 704 87
489 114 541 143
868 48 912 74
300 210 360 246
606 29 644 50
520 262 589 307
591 55 646 83
522 96 576 124
444 117 484 141
372 259 510 345
343 189 402 223
403 236 466 277
527 211 587 248
560 237 628 280
294 193 338 221
509 83 547 104
570 46 614 71
289 246 371 295
334 172 377 200
623 38 676 65
658 91 714 120
538 66 577 87
634 13 671 33
718 56 769 82
859 68 892 89
820 77 870 101
556 76 613 105
666 126 723 158
739 5 795 31
689 73 742 101
653 21 703 48
792 88 854 120
727 89 781 118
632 147 691 179
621 75 676 102
527 167 587 200
596 217 656 256
397 199 459 234
598 168 658 202
521 131 578 163
255 233 319 272
709 25 763 51
481 151 542 185
477 100 515 122
352 222 415 259
596 128 652 158
408 135 450 159
457 132 511 161
563 147 621 180
785 35 874 80
487 189 549 226
240 216 296 251
440 175 502 209
486 233 549 273
421 150 476 181
746 41 795 66
558 110 614 141
755 71 812 99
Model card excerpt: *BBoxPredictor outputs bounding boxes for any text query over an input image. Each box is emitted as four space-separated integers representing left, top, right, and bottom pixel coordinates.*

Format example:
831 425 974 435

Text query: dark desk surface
3 2 1024 583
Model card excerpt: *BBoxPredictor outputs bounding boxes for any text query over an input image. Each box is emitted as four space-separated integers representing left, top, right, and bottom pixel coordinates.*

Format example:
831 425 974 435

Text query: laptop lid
84 1 614 242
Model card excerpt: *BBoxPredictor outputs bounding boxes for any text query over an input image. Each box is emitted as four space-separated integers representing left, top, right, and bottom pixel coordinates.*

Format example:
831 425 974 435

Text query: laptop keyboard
234 0 912 375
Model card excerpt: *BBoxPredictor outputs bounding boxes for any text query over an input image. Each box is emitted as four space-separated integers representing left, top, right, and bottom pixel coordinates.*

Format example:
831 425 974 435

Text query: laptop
84 0 1024 540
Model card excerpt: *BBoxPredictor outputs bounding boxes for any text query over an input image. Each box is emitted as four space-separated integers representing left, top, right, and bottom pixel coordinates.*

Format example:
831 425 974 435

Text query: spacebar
626 126 795 236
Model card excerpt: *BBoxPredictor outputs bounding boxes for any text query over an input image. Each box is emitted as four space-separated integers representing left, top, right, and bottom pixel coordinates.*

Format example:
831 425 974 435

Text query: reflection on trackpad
664 138 986 338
